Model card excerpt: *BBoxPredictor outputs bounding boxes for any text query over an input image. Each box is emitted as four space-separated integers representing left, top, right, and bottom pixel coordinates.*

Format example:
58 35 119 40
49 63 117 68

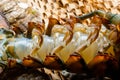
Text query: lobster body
0 10 119 80
0 24 118 75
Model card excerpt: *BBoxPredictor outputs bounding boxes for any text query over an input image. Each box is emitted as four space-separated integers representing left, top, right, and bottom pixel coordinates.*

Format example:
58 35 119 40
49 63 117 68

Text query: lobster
77 10 120 61
0 10 119 80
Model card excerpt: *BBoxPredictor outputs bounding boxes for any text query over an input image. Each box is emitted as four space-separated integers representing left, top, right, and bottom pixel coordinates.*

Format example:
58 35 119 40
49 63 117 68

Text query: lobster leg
77 10 120 25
